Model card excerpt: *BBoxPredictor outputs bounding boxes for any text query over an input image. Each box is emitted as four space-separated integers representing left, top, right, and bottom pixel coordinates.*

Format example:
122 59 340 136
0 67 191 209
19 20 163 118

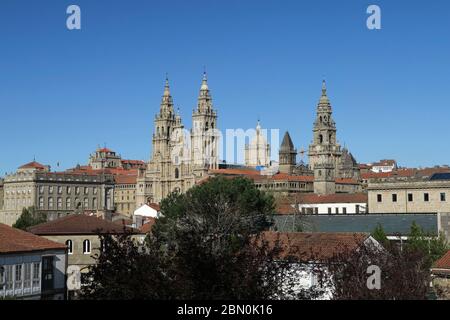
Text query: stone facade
114 174 137 217
308 82 360 194
279 132 297 175
368 177 450 214
136 73 219 205
0 162 115 226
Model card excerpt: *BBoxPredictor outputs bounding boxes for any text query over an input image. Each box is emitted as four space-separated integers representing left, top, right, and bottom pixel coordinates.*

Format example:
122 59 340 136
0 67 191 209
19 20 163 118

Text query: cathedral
135 73 219 205
136 76 361 206
278 80 360 194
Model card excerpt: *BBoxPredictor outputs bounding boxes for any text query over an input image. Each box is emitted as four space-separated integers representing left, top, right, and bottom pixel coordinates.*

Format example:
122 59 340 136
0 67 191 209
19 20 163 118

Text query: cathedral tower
308 81 342 172
279 131 297 174
191 72 219 175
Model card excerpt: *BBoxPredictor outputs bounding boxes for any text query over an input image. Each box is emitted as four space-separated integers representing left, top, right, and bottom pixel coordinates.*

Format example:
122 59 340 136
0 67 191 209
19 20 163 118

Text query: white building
285 193 368 215
133 203 161 228
369 160 397 173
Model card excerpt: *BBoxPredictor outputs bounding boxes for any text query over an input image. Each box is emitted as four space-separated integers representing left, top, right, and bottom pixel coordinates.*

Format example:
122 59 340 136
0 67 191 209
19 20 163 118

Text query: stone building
88 148 122 170
368 173 450 214
245 121 271 167
136 73 220 205
0 161 115 226
279 132 297 175
308 81 361 194
114 173 137 217
0 179 4 211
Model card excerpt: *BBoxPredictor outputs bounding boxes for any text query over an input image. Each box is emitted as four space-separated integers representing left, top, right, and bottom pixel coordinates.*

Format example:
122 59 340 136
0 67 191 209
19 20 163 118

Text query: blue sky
0 0 449 174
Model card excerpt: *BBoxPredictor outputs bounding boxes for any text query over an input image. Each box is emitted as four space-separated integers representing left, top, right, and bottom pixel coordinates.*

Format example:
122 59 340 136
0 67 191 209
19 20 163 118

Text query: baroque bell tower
191 72 219 176
308 80 342 172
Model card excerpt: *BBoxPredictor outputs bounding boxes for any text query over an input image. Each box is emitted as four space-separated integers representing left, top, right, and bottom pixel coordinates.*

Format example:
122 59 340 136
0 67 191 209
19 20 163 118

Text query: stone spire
197 71 213 113
279 131 297 174
160 75 174 117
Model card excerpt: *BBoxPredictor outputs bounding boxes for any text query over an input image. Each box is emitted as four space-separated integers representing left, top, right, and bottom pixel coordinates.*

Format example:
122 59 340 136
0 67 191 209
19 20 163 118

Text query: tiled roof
114 174 137 184
362 167 450 180
287 193 367 205
0 223 66 254
19 161 47 170
148 203 160 211
433 250 450 270
98 148 113 153
28 214 139 235
260 231 370 261
140 218 157 233
335 178 359 185
209 168 261 176
121 160 145 165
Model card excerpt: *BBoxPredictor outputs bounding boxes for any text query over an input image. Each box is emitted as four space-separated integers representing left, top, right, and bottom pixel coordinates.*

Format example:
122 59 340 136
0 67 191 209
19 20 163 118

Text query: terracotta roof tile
433 250 450 270
0 223 66 254
19 161 47 170
28 214 140 235
260 231 370 261
140 217 157 233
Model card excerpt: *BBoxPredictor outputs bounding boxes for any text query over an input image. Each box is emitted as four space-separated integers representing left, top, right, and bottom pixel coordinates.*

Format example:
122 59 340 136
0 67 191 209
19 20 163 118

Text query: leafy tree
315 239 431 300
81 177 305 300
13 206 46 230
406 221 448 268
371 223 389 248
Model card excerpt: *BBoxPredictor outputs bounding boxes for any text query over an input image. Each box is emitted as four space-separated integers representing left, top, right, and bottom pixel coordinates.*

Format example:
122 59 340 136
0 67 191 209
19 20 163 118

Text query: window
41 256 54 291
67 186 71 194
66 197 71 209
343 207 347 214
32 263 40 288
441 193 446 202
377 194 382 202
84 187 89 195
93 187 97 195
39 186 44 194
49 186 54 194
175 168 179 179
5 265 13 290
48 197 54 209
319 134 323 144
24 264 31 289
83 239 91 254
408 193 413 202
335 208 339 214
15 264 22 288
75 187 80 195
66 239 73 254
314 207 319 214
57 186 62 194
57 197 62 209
355 205 360 214
93 198 97 208
328 207 332 214
424 193 429 202
84 198 89 209
75 198 81 209
39 197 44 209
392 194 397 202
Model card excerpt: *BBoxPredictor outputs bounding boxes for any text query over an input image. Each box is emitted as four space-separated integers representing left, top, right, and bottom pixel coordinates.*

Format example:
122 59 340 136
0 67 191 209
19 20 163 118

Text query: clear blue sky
1 0 449 174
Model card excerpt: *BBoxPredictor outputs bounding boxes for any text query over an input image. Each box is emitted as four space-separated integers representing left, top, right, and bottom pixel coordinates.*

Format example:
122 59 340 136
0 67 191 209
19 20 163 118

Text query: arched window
175 168 179 179
329 134 333 143
92 198 97 208
48 197 54 209
66 239 73 255
83 239 91 254
319 134 323 144
319 116 322 123
205 122 209 131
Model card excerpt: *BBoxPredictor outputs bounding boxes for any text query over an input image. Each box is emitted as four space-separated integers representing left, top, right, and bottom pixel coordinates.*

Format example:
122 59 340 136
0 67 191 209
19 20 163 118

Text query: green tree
81 177 310 300
12 206 46 230
407 221 448 268
371 223 389 247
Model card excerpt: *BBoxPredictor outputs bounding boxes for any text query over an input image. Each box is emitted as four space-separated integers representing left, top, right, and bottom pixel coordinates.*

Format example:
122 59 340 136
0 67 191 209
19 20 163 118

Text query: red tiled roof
260 231 370 261
433 250 450 270
209 168 261 176
98 148 113 153
19 161 47 170
121 160 145 165
361 167 450 180
251 173 314 182
288 193 367 205
140 217 157 233
28 214 139 235
148 203 160 211
335 178 359 185
0 223 66 254
114 174 137 184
